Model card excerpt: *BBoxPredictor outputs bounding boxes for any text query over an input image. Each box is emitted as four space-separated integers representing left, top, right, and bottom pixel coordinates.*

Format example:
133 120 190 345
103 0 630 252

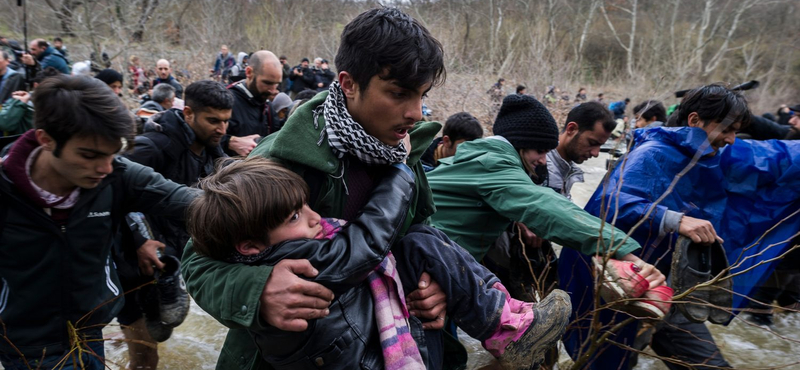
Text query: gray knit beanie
493 94 559 151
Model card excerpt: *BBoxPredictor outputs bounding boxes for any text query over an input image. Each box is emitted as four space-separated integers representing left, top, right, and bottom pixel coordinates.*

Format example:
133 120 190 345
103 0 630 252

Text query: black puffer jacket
247 164 432 370
126 108 226 254
0 131 197 358
221 81 277 156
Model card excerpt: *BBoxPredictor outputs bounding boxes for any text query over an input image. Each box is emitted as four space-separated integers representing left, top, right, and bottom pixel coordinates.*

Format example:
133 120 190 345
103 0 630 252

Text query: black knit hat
94 68 123 86
493 94 559 151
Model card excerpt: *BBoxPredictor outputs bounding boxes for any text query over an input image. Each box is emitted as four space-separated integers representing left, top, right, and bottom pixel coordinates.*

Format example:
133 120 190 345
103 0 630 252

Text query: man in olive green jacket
427 95 663 279
181 8 459 370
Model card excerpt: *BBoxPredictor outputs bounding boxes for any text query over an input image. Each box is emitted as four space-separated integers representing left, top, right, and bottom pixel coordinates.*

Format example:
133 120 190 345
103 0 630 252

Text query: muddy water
92 154 799 369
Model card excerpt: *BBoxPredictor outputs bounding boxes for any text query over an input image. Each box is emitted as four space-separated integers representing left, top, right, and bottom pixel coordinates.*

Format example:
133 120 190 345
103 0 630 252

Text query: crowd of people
1 6 799 370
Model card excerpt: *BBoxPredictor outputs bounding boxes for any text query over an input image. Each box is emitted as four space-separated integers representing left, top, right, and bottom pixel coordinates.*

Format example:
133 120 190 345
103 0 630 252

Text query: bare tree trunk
44 0 82 37
600 0 637 77
578 0 600 57
131 0 161 43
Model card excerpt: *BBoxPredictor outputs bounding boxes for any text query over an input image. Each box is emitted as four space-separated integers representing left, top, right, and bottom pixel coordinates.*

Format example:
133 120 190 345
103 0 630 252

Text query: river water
90 154 799 369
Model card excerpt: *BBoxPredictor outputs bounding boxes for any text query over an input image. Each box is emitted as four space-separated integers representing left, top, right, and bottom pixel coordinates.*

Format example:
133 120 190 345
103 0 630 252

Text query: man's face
280 58 287 65
29 42 44 56
108 81 123 96
314 60 322 69
301 61 309 68
693 118 740 153
562 121 610 164
42 132 122 189
156 61 171 79
221 46 228 55
441 136 467 158
54 40 63 49
246 62 282 103
521 148 549 168
0 56 9 73
267 204 323 246
185 107 231 148
344 73 430 146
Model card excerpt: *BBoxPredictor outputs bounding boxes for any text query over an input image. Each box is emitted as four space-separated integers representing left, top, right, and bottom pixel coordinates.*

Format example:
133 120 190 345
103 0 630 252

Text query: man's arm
258 164 415 295
478 165 642 259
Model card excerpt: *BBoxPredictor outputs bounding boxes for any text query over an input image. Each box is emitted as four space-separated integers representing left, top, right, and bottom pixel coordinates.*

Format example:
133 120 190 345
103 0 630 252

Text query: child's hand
407 271 447 330
260 259 334 331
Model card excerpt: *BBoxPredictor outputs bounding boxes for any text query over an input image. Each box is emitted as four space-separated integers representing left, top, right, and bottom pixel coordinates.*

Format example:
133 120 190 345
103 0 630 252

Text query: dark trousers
393 224 505 342
650 311 731 370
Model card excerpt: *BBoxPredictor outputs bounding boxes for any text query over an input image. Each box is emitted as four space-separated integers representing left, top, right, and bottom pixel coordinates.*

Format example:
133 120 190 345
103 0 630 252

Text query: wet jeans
0 329 105 370
393 224 505 342
650 311 731 370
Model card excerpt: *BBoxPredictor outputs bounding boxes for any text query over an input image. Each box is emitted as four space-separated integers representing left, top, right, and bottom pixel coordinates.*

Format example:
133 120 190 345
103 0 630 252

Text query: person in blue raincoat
559 84 800 370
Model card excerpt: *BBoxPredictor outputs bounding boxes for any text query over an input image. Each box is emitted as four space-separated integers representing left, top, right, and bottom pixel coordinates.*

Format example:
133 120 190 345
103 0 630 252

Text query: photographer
0 50 25 104
288 57 314 99
21 39 70 75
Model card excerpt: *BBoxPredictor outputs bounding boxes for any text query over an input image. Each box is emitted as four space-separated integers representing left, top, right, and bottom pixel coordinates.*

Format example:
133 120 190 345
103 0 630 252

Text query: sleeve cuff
662 210 684 235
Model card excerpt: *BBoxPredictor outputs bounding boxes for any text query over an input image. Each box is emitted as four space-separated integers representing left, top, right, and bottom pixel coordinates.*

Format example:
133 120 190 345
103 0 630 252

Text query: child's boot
482 284 571 369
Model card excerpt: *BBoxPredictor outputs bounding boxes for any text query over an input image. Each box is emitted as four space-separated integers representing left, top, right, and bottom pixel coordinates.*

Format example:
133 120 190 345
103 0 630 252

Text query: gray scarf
313 82 407 165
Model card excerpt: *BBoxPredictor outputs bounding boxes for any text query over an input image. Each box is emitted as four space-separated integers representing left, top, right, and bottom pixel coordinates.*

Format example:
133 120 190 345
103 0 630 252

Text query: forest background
2 0 799 125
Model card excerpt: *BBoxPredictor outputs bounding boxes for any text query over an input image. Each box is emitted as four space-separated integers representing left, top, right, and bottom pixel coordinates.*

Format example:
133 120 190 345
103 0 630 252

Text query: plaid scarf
313 82 408 165
368 252 426 370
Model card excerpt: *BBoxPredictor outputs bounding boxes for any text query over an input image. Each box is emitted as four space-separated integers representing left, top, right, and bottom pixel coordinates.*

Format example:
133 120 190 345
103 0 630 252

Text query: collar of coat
259 91 440 175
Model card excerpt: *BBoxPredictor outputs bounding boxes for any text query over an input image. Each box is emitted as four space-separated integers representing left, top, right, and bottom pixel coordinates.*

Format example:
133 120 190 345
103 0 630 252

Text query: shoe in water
593 256 649 304
627 285 674 319
155 255 190 327
707 241 732 325
671 237 711 323
499 289 571 370
137 284 173 342
744 312 775 330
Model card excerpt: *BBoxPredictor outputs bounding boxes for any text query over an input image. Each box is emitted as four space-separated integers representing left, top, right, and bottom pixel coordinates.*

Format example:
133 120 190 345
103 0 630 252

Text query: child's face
268 204 324 246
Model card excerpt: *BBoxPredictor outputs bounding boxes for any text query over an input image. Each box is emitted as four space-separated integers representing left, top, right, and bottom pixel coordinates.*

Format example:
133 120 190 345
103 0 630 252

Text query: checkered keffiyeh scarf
313 82 408 165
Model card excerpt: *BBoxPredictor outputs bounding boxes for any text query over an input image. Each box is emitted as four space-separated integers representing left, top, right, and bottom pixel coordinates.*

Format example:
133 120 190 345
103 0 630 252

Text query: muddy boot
491 289 571 370
155 255 190 327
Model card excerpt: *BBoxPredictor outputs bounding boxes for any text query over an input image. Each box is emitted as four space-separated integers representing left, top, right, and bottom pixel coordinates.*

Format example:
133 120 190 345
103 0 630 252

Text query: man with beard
222 50 282 156
115 80 232 369
153 59 184 99
546 101 616 199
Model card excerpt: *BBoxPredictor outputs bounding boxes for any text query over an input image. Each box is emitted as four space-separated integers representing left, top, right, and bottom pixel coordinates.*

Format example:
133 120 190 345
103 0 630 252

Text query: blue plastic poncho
558 126 800 369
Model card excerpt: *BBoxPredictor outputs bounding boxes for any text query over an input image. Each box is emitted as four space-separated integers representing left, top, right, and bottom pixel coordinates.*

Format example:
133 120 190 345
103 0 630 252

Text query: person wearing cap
289 57 315 99
94 68 124 96
270 92 292 130
427 94 662 278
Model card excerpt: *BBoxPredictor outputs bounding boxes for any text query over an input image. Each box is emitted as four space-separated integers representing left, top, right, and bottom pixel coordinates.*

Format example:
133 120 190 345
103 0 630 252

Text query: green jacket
181 92 446 370
0 98 33 136
427 136 641 262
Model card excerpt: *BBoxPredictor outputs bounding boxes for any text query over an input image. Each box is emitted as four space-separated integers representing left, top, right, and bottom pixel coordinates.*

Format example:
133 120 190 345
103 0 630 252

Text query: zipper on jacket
61 225 66 233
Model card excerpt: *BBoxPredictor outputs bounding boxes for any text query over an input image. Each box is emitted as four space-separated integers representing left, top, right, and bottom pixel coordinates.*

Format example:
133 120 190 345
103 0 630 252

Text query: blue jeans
393 224 505 342
0 330 105 370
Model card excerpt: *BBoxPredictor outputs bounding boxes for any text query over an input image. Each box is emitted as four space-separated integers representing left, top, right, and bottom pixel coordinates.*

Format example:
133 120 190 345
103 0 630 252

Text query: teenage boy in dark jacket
182 8 460 370
0 75 197 369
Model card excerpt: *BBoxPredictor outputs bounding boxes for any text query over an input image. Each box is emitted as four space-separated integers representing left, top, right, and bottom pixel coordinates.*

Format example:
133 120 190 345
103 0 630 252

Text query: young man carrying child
188 157 571 369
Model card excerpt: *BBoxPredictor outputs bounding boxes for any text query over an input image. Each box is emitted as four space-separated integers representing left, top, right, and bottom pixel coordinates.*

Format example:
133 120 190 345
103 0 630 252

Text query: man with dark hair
21 38 70 74
289 57 315 99
633 99 667 129
115 80 232 369
0 75 197 369
182 8 463 370
516 85 526 95
546 101 616 198
94 68 124 96
153 59 183 98
140 83 176 112
559 84 800 370
0 50 25 103
278 55 291 92
222 50 282 157
420 111 483 170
